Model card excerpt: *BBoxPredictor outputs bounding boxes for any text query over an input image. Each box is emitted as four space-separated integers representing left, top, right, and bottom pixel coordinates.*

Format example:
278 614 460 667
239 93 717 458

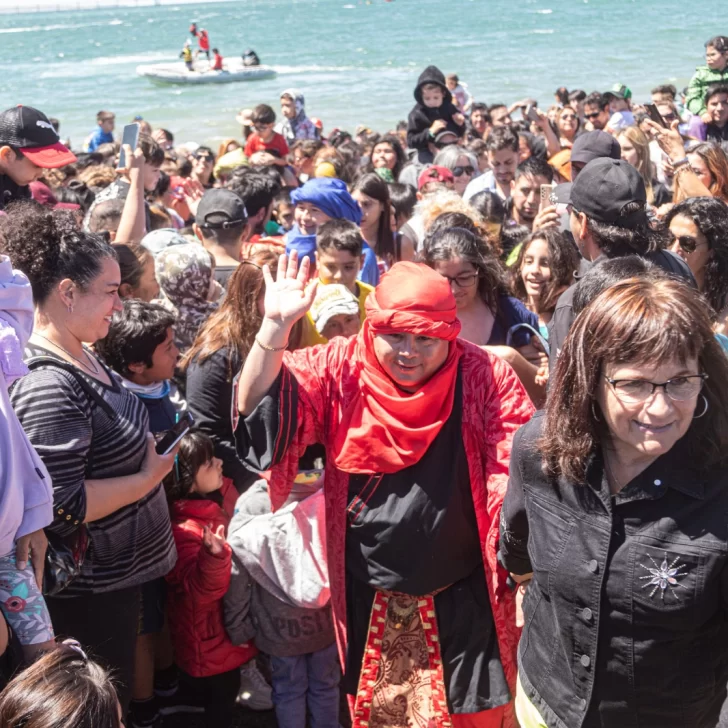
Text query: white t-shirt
607 110 635 132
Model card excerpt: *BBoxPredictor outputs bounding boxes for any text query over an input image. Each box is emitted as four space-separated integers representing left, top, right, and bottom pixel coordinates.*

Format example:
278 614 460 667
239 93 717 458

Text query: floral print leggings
0 551 54 646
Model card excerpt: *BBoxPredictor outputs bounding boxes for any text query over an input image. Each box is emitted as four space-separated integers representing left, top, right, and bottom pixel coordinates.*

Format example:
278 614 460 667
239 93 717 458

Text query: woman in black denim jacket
500 276 728 728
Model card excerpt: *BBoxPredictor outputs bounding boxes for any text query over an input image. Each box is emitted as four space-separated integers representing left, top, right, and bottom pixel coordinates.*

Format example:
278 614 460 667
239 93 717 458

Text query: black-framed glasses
441 272 481 288
452 165 475 177
673 235 708 254
584 111 602 120
195 154 213 163
604 374 707 403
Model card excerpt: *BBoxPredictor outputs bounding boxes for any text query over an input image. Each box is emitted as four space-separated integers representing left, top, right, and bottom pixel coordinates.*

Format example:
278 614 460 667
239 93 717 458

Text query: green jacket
686 65 728 115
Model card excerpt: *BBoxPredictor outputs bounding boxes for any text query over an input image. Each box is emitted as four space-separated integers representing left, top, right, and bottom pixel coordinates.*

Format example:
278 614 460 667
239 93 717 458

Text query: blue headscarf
290 178 362 225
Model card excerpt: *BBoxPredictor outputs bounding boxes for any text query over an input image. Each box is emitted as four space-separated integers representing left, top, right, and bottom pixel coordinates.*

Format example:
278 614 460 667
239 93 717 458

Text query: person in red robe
235 254 533 728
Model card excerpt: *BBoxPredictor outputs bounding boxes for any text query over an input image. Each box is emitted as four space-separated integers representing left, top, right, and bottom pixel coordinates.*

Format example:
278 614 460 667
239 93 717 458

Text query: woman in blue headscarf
285 178 380 286
278 89 319 144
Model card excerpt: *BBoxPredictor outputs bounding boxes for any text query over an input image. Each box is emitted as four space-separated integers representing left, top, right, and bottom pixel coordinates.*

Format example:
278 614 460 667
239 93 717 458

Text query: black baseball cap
0 105 76 168
196 189 248 229
563 158 648 229
570 131 621 167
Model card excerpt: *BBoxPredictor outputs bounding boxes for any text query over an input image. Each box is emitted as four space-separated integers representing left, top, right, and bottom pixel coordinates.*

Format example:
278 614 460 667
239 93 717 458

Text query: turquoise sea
0 0 720 150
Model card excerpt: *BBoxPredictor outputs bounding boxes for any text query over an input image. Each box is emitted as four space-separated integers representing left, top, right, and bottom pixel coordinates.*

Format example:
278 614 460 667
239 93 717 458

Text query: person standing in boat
180 40 193 72
211 48 224 72
197 28 211 62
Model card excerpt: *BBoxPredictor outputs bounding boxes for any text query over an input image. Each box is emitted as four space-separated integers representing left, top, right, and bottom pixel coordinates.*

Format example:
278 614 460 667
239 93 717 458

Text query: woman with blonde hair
616 126 671 205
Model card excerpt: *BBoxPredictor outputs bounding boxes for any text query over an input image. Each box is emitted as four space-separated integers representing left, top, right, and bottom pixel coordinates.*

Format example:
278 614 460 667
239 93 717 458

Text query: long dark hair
665 196 728 315
510 228 579 315
164 430 217 503
0 643 119 728
419 226 509 317
352 173 395 263
540 277 728 483
365 134 407 181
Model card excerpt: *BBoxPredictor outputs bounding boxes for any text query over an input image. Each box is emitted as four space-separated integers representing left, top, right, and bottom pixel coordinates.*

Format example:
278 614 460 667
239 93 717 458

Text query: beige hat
310 284 359 335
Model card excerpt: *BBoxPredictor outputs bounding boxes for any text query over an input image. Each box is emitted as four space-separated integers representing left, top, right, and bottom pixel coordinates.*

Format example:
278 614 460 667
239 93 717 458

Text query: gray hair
433 146 479 175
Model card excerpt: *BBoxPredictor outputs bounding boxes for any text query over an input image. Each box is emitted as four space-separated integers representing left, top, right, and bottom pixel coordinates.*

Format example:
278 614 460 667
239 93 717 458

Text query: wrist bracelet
672 157 689 169
255 336 288 352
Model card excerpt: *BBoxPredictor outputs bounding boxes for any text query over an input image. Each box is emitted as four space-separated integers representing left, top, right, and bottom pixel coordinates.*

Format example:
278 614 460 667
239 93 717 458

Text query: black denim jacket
499 412 728 728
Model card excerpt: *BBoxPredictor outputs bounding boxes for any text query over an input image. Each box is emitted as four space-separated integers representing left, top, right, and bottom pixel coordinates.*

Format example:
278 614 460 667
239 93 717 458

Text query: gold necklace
34 333 100 375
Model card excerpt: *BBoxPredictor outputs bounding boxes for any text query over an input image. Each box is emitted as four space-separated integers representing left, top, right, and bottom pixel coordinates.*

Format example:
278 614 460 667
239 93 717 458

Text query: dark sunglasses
584 111 602 120
195 154 213 162
452 165 475 177
674 235 707 254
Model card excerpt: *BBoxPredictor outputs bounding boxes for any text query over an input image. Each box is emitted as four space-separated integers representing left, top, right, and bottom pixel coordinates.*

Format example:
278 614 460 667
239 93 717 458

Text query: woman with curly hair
510 228 580 338
0 203 176 714
665 196 728 333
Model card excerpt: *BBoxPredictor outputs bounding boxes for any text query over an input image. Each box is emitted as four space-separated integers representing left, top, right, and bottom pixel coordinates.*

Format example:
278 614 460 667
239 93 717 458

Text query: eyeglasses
584 111 602 120
253 123 273 132
195 154 213 163
452 165 475 177
560 114 578 121
673 235 708 254
441 272 481 288
604 374 707 403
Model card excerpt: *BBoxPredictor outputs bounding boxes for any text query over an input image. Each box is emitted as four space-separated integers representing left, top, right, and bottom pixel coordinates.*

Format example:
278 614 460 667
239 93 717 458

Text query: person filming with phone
1 203 178 717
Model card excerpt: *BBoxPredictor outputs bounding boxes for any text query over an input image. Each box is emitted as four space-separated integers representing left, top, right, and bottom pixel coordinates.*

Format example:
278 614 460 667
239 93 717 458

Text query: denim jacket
499 412 728 728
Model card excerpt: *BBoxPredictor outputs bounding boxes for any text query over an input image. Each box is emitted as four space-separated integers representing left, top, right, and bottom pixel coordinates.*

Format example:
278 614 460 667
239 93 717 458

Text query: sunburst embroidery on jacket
639 553 688 600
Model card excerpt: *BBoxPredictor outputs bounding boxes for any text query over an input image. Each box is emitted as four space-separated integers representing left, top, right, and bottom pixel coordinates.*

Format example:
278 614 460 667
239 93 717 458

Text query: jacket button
587 559 598 573
582 607 593 621
580 698 587 710
580 654 591 668
66 515 72 521
57 508 64 515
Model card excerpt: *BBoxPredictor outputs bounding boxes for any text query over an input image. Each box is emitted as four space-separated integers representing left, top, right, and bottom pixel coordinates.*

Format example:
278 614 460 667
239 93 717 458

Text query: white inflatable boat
137 60 276 85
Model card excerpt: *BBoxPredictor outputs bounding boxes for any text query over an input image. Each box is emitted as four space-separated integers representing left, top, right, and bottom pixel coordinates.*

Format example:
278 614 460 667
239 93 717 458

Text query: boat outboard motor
242 49 260 67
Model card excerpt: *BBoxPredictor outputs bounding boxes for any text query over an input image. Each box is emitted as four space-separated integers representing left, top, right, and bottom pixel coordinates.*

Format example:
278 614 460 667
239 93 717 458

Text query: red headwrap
333 262 462 474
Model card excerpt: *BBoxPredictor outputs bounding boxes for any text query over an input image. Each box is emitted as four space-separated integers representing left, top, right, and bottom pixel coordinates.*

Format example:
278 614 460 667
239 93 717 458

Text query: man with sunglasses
583 92 611 132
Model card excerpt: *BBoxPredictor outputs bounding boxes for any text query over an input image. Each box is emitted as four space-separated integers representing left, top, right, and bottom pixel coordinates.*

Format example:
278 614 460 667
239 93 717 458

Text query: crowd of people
0 29 727 728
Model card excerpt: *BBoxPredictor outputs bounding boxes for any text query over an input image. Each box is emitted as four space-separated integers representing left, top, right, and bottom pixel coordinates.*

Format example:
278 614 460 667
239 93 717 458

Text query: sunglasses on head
674 235 707 254
452 165 474 177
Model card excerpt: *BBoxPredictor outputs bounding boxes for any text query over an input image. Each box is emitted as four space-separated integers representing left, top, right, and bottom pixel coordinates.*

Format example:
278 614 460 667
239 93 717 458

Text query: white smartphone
117 123 140 169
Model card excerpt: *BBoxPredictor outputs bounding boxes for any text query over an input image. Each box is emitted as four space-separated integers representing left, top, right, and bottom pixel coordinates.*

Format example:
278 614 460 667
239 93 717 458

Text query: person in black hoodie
406 65 467 164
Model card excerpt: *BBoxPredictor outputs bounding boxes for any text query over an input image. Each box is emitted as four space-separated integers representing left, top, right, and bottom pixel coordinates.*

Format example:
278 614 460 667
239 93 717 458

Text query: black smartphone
155 412 194 455
117 122 141 168
525 105 541 124
644 104 666 128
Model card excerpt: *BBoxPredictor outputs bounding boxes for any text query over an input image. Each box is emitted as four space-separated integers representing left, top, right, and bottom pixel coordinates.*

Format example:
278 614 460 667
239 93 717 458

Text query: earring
591 401 601 421
693 394 709 419
67 305 74 314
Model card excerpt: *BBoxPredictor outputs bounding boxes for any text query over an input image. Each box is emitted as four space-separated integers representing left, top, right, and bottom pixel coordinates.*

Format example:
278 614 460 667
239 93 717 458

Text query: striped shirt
10 345 176 595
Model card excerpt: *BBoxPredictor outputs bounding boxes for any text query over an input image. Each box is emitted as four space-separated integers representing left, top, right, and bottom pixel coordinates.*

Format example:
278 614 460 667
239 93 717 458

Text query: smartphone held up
117 123 140 169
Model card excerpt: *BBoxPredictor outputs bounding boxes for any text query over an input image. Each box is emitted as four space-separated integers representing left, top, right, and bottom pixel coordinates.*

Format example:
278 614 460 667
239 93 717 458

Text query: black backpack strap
25 356 117 420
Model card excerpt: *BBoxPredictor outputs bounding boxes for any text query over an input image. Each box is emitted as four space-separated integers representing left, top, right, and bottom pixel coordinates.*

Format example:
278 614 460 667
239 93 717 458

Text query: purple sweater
0 256 53 556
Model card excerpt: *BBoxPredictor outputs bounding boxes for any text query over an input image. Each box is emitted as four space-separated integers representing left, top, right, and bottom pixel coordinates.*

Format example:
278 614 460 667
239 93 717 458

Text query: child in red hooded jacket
164 431 257 727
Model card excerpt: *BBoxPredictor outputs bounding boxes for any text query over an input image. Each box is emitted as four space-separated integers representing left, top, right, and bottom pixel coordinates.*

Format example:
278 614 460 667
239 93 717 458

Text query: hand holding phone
155 412 195 455
525 105 541 124
539 183 555 211
644 104 666 129
117 123 141 169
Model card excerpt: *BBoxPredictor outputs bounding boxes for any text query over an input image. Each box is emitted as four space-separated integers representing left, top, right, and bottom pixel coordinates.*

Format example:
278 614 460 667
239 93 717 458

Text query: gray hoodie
224 479 335 658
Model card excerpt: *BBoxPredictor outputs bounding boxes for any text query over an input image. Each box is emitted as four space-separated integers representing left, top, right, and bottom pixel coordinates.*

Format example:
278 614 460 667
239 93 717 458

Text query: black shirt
706 122 728 144
499 412 728 728
0 174 30 212
236 368 510 715
213 265 238 289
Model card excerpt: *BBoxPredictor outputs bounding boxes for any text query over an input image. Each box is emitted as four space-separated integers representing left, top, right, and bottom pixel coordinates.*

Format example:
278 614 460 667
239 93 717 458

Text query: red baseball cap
0 105 76 169
417 165 454 191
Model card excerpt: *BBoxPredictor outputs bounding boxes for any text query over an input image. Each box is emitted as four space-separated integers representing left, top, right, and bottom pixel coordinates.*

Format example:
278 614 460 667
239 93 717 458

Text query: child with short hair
446 72 473 114
686 35 728 116
95 299 191 728
271 189 295 233
406 65 466 164
244 104 289 166
388 181 418 230
87 110 116 153
310 283 362 340
165 431 258 728
299 218 374 347
95 299 180 433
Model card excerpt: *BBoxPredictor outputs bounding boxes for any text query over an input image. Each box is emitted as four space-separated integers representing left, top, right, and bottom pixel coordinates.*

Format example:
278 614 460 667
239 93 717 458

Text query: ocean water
0 0 719 150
